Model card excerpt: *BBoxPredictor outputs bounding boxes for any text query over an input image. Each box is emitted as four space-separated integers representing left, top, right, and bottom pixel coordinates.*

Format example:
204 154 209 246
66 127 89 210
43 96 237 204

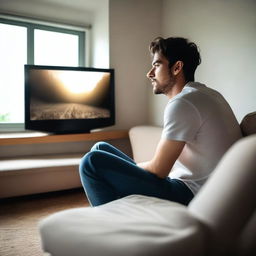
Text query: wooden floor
0 188 89 256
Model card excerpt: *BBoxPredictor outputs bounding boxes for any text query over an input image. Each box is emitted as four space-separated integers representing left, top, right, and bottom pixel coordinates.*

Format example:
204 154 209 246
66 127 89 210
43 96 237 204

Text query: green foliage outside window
0 113 10 122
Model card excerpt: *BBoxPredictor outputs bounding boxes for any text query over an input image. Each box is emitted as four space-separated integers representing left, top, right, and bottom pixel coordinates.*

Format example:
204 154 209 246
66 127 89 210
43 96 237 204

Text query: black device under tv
25 65 115 134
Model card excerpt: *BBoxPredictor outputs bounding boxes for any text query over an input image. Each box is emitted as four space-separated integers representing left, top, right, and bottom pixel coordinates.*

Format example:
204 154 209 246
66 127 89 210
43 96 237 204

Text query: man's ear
172 61 184 76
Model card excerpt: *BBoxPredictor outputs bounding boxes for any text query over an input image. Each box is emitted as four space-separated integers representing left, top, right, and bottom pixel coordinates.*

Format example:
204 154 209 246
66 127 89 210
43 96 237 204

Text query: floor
0 188 89 256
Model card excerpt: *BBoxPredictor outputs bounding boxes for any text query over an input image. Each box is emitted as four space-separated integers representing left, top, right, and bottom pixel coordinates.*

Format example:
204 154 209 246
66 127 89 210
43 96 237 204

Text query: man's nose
147 68 154 79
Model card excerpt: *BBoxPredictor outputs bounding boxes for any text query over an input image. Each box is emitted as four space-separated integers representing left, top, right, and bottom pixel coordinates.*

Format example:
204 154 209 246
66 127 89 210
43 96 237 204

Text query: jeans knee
91 141 110 151
79 151 102 177
79 152 93 177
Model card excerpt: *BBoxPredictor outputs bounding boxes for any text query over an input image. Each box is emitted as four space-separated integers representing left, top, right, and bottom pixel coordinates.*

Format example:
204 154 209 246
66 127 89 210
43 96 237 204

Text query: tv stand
0 130 129 145
0 129 130 198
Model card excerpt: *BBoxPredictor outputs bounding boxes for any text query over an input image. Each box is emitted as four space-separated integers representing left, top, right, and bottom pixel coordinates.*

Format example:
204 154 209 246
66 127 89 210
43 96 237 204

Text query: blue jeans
79 142 194 206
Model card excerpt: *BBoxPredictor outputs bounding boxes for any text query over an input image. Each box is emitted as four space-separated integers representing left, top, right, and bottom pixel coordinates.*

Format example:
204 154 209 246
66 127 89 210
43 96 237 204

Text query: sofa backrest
129 126 162 163
240 111 256 136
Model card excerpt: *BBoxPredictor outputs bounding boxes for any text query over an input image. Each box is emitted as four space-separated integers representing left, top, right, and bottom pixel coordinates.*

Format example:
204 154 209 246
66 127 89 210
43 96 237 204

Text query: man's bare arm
137 139 185 178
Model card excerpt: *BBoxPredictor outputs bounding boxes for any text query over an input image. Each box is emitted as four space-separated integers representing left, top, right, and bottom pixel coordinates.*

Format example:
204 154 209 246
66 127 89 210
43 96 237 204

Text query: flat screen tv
25 65 115 134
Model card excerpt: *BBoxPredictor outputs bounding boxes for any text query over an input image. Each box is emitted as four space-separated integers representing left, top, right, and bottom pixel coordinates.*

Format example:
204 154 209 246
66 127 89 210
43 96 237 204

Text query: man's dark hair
149 37 201 82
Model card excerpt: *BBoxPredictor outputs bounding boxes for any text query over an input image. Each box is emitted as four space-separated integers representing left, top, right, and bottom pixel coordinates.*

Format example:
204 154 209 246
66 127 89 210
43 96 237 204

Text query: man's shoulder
165 94 201 121
170 82 206 101
171 82 225 108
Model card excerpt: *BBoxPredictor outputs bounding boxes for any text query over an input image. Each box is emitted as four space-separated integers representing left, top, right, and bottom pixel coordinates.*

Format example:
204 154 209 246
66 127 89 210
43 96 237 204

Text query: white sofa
39 114 256 256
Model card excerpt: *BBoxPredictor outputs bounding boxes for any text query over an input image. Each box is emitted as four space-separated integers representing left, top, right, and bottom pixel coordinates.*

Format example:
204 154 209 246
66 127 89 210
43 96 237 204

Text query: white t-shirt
162 82 242 195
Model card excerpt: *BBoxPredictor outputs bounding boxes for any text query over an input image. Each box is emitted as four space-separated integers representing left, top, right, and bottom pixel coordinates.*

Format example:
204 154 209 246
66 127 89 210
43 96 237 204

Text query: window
0 23 27 125
0 16 86 131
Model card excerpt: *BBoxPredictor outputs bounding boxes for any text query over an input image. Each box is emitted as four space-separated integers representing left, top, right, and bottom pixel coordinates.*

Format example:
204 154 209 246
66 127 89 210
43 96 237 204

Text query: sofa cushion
39 195 207 256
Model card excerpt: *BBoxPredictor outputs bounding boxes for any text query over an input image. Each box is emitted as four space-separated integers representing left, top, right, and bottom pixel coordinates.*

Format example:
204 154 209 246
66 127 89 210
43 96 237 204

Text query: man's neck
166 80 187 99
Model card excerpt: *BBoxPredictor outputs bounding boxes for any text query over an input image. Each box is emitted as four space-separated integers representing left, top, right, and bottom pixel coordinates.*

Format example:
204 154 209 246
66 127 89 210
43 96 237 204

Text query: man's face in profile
147 52 175 95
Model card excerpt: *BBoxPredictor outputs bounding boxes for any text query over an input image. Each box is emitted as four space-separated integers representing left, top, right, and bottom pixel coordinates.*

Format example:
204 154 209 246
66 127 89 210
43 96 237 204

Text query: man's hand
137 138 185 178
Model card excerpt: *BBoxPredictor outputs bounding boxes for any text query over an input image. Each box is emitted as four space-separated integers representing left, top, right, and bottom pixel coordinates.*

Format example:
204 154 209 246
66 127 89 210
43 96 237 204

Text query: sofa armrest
129 126 162 163
189 135 256 254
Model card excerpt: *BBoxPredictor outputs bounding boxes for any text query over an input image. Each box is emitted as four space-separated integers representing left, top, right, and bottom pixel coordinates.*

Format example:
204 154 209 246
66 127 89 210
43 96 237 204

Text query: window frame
0 15 88 132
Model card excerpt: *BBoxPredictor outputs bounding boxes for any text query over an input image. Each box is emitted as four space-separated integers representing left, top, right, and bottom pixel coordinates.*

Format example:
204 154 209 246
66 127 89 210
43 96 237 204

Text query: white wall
149 0 256 125
109 0 162 129
91 0 109 68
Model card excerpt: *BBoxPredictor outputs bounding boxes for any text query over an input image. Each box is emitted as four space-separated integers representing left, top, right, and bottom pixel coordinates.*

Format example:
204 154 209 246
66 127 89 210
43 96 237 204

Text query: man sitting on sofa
79 37 242 206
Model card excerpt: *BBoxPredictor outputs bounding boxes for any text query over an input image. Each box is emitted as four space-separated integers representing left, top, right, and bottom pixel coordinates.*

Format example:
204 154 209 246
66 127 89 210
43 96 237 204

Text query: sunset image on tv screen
29 69 111 120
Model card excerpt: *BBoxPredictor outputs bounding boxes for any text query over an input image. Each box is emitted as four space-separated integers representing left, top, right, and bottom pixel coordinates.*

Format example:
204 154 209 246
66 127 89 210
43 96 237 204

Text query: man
79 37 242 207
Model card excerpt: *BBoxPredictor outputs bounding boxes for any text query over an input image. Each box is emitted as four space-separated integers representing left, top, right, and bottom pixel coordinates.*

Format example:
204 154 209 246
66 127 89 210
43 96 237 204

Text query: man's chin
153 87 162 95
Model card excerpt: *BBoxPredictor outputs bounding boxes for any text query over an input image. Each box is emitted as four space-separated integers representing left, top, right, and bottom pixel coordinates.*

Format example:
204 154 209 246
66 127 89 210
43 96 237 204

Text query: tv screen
25 65 115 134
